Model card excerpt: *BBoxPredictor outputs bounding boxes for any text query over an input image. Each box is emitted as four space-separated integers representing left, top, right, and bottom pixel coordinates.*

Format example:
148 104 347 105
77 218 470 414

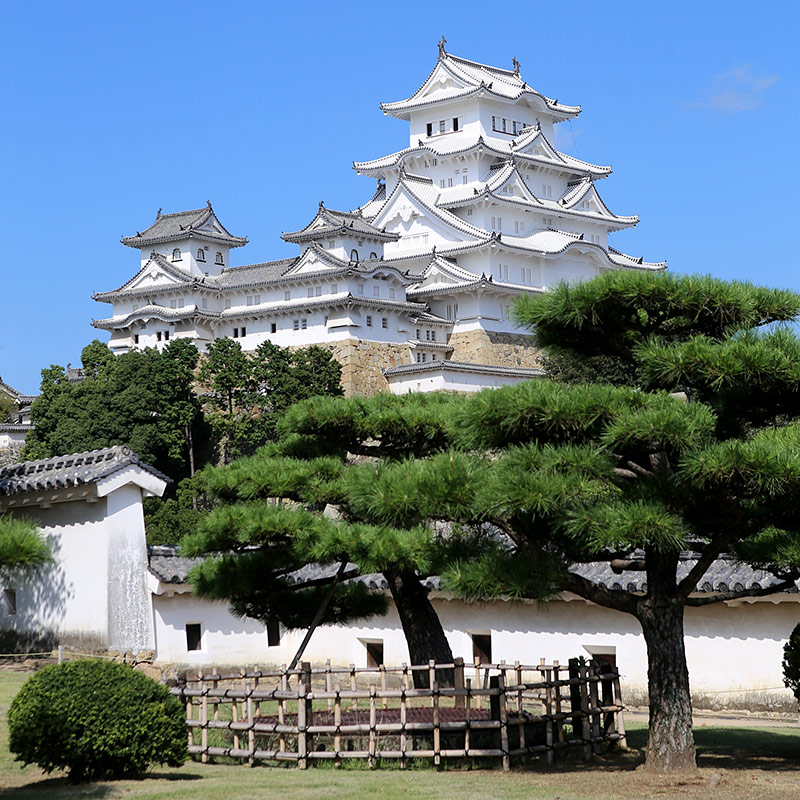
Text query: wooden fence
170 657 626 769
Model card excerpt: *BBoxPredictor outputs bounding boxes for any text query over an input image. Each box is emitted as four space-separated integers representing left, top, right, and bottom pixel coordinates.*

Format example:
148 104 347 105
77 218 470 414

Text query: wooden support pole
454 656 465 709
497 673 510 771
578 662 592 761
368 684 377 768
432 678 441 767
199 668 208 764
543 661 554 765
334 684 342 767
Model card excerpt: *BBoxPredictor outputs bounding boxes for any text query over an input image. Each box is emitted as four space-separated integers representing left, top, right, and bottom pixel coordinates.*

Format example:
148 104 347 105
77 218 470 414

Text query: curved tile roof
0 446 170 495
121 204 247 249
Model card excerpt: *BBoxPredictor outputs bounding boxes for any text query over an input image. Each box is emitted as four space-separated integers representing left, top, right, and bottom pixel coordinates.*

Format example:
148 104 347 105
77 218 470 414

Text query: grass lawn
2 669 800 800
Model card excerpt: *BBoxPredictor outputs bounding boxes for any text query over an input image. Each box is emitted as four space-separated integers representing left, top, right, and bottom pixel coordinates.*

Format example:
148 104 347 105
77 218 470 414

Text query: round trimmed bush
8 659 187 781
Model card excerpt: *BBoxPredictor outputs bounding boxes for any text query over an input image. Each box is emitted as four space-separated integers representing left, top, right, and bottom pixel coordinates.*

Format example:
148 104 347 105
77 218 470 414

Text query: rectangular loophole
471 633 492 664
267 619 280 647
185 623 202 651
363 640 384 668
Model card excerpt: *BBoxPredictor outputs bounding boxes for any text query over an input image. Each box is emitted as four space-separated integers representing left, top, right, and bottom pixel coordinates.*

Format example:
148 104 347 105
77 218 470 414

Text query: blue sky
2 1 798 394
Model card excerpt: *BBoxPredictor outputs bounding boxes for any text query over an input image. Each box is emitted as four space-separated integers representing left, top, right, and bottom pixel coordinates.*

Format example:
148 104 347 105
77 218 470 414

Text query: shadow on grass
1 768 203 798
521 725 800 775
694 728 800 772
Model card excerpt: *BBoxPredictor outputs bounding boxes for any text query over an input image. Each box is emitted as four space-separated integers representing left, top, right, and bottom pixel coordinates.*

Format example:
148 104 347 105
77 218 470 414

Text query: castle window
133 334 139 344
369 252 377 260
351 249 359 262
328 239 336 248
172 248 182 261
426 122 433 137
185 623 202 652
389 288 395 299
301 318 307 329
224 299 231 309
415 329 420 340
156 331 162 342
316 286 322 297
331 283 338 293
381 317 388 329
285 290 291 300
364 640 384 668
467 208 472 216
271 323 277 333
197 249 205 262
267 619 281 647
308 287 314 298
472 632 492 664
202 298 207 309
439 119 445 134
432 353 437 361
366 316 373 327
542 184 552 199
453 117 459 131
440 179 446 188
373 286 380 297
293 319 299 330
431 330 436 341
215 252 224 265
233 327 239 338
4 588 16 615
358 284 364 295
426 330 431 341
164 330 170 341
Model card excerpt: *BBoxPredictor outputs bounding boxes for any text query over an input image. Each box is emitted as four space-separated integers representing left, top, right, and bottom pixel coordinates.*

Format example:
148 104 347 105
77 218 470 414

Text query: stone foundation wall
302 339 411 397
447 330 542 369
0 445 24 467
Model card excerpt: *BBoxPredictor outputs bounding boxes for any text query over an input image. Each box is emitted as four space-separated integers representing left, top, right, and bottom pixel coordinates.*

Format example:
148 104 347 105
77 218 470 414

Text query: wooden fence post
496 673 510 771
578 662 592 761
432 678 441 766
454 657 465 709
199 668 208 764
542 660 554 765
369 684 377 768
300 661 313 764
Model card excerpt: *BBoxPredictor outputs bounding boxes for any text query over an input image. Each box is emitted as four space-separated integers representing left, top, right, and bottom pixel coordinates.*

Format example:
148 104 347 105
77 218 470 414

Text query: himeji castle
93 41 664 396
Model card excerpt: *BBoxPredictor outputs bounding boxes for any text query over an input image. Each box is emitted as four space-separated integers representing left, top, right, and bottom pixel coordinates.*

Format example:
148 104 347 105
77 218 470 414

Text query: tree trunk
637 598 696 772
383 568 454 688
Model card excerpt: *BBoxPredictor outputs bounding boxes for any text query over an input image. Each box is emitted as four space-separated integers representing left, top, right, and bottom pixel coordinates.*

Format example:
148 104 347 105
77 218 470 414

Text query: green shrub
783 622 800 705
7 659 187 781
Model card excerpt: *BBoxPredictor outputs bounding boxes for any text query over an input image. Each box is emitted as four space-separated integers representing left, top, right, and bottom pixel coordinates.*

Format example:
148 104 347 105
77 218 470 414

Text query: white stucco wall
148 589 800 698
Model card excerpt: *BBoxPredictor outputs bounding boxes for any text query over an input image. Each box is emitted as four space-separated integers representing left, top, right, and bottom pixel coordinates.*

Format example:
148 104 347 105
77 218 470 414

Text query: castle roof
282 205 399 244
121 204 248 250
0 446 170 496
355 130 610 181
381 47 580 122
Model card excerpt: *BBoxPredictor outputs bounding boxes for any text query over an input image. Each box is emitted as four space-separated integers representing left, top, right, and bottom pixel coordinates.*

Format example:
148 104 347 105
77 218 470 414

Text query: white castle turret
93 42 663 396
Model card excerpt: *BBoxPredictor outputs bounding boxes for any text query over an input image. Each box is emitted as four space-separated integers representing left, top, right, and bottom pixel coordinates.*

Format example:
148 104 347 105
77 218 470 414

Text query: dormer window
215 252 224 265
172 248 182 261
351 249 359 262
197 249 205 262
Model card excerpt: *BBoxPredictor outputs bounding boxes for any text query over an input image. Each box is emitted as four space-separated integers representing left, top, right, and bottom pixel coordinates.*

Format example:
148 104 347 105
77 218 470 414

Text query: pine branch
562 570 639 614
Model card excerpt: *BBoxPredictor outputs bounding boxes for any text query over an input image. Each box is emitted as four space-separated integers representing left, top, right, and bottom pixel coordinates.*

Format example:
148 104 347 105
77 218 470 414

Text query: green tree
182 392 461 684
23 340 203 481
188 271 800 771
0 515 50 573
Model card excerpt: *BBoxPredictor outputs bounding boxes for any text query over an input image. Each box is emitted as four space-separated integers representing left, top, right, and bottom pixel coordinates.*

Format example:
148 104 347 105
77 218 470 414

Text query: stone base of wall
447 330 542 369
310 339 411 397
0 445 24 467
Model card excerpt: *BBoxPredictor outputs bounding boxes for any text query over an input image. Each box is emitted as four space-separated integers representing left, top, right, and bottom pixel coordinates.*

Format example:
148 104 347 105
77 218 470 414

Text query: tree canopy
23 339 203 481
0 515 51 574
184 271 800 771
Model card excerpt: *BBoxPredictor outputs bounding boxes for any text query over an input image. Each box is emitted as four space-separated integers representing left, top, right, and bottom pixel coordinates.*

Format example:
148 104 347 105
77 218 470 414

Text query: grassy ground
2 669 800 800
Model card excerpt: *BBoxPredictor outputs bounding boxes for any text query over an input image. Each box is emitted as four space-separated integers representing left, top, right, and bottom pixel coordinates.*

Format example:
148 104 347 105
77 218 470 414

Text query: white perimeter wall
150 590 800 696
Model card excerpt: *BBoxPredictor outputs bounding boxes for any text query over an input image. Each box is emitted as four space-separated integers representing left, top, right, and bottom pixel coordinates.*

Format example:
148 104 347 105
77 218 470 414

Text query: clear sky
2 0 798 394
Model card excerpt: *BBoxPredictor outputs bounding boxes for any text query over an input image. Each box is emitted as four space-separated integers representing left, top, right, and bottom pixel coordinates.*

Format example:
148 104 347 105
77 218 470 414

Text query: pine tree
182 392 462 685
184 271 800 766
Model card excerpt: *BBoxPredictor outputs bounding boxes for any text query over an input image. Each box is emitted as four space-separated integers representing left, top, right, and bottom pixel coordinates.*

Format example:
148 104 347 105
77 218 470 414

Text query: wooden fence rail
170 657 626 770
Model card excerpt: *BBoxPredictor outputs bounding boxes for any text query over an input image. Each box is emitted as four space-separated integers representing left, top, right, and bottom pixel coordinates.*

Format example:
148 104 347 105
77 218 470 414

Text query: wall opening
361 639 384 668
185 623 202 651
3 589 16 616
471 632 492 664
267 618 281 647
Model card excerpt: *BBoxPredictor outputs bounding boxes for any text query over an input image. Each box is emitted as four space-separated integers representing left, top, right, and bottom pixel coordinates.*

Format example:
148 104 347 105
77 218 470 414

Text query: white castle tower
93 42 663 395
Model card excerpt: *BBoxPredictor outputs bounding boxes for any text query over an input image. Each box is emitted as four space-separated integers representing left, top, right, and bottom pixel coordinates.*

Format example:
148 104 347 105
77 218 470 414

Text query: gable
282 247 346 276
125 260 193 291
372 183 483 247
419 63 471 99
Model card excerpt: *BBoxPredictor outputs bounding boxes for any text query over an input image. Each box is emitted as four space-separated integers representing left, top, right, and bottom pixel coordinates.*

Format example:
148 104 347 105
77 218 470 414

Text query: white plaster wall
152 592 273 664
148 591 800 696
387 369 529 395
0 499 112 649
